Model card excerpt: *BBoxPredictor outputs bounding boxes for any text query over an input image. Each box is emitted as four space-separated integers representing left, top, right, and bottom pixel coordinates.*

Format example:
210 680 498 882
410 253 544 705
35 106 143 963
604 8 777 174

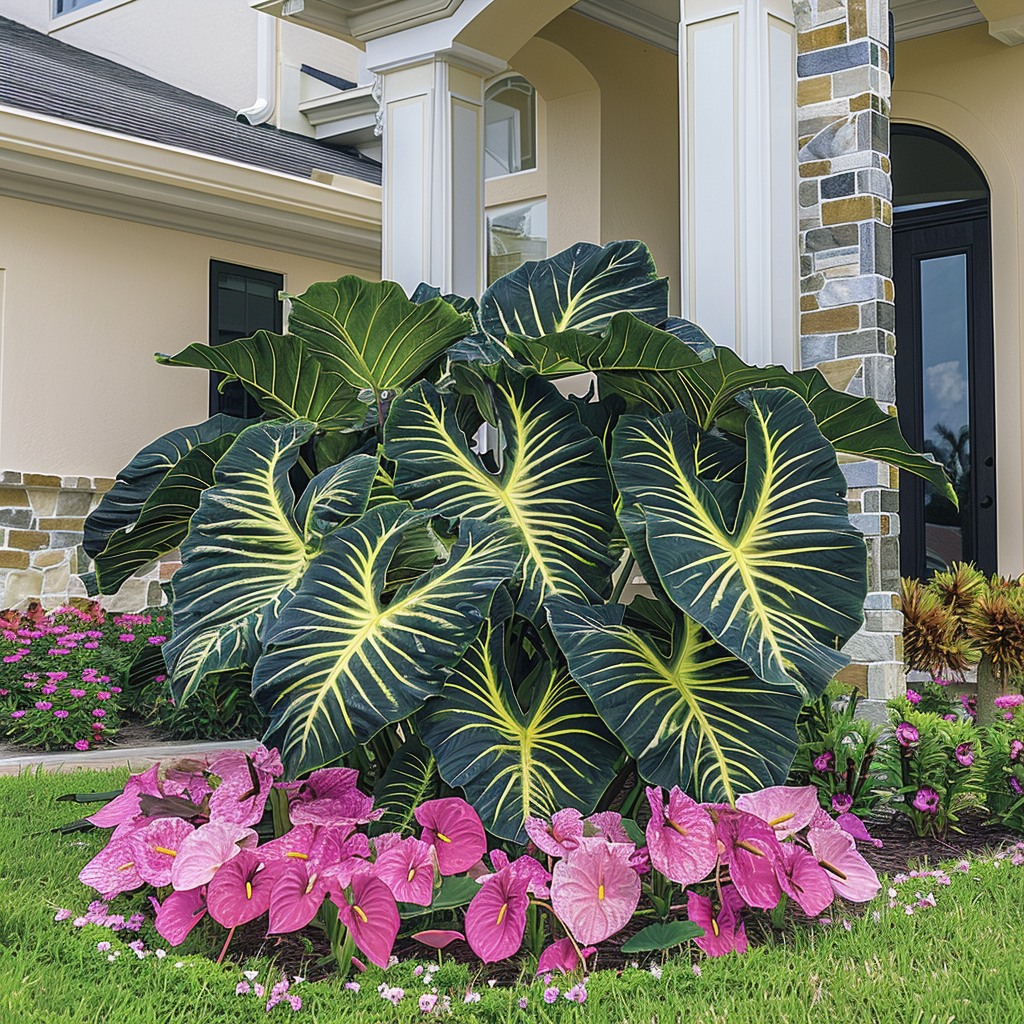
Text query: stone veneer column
793 0 903 703
0 471 174 611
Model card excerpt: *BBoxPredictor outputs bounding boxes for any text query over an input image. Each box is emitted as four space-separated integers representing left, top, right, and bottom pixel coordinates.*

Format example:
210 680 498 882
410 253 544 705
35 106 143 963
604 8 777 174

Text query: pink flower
896 722 919 747
415 798 487 876
40 684 58 695
35 701 52 711
735 785 820 840
807 827 881 902
995 694 1024 709
812 751 834 773
53 709 69 719
92 709 106 718
419 994 438 1013
207 849 279 928
170 821 257 890
711 807 784 910
955 743 974 767
835 813 884 848
550 837 640 945
465 855 539 963
333 870 400 969
119 634 135 642
687 885 747 956
152 887 208 947
148 636 167 645
96 691 112 701
535 937 595 976
412 930 465 950
525 809 584 858
912 787 940 815
905 689 921 704
69 689 86 698
75 740 90 750
831 793 853 814
1011 740 1024 763
10 710 25 720
129 818 196 887
645 786 717 887
375 836 437 906
774 844 834 917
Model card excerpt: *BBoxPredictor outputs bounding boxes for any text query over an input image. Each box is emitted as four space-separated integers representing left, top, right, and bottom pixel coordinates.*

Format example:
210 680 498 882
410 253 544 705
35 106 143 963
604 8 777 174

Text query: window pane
892 132 987 212
487 200 547 284
920 253 970 572
484 76 537 179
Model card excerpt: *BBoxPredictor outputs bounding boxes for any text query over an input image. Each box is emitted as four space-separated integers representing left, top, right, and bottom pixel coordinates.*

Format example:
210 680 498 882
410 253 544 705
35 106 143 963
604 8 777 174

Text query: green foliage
83 240 946 837
138 671 265 742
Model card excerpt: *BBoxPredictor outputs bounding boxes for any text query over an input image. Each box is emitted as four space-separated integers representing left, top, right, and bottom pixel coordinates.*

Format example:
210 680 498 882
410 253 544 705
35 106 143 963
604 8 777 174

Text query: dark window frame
208 260 284 420
53 0 105 16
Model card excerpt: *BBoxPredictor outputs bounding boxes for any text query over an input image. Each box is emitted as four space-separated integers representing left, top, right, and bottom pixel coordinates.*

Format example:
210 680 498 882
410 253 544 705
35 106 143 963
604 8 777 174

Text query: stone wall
0 471 173 611
794 0 903 701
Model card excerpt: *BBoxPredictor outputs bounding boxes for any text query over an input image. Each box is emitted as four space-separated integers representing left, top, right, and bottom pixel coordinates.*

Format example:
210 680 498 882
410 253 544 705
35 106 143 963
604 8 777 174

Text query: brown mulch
225 807 1024 984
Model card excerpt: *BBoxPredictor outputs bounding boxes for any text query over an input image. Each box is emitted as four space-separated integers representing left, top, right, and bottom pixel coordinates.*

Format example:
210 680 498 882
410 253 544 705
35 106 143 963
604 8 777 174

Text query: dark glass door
894 203 996 578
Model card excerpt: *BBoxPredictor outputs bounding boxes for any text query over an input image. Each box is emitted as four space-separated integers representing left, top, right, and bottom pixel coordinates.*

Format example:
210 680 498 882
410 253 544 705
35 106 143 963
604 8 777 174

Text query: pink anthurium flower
735 785 820 840
152 886 207 947
87 764 162 828
210 745 283 781
415 798 487 876
645 786 717 887
267 858 333 934
688 885 747 956
128 816 195 887
584 811 630 843
525 809 584 857
413 930 465 950
79 820 147 899
285 767 382 827
808 827 881 902
774 844 835 917
207 849 278 928
711 807 784 910
208 747 283 827
375 836 437 906
835 813 884 848
464 857 533 963
333 870 400 969
170 821 257 891
536 937 596 975
550 837 641 946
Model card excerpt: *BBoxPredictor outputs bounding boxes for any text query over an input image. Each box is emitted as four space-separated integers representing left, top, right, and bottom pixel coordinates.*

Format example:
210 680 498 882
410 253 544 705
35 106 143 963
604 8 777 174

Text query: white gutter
237 14 278 126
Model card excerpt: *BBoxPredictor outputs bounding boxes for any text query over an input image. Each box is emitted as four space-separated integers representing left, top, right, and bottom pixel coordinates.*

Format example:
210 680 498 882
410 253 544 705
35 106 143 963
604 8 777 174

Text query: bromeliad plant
82 240 951 836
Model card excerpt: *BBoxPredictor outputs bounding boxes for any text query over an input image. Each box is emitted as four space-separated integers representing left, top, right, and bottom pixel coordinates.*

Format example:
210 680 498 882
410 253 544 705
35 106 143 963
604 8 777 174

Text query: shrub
138 671 265 742
81 240 946 835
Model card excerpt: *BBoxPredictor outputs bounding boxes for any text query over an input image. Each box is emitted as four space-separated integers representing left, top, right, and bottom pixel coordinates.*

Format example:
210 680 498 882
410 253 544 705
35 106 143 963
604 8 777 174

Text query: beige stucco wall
0 196 372 478
891 23 1024 575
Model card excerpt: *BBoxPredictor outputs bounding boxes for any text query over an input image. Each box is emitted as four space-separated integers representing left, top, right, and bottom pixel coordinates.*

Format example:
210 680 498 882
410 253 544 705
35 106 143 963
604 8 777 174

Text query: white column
679 0 797 367
372 48 505 296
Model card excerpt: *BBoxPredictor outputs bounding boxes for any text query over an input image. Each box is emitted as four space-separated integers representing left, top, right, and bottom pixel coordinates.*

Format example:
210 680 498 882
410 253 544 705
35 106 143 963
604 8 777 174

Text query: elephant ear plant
85 239 951 840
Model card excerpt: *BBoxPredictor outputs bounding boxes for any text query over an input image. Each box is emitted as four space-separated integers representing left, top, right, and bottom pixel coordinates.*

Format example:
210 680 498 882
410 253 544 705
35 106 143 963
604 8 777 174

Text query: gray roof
0 14 381 185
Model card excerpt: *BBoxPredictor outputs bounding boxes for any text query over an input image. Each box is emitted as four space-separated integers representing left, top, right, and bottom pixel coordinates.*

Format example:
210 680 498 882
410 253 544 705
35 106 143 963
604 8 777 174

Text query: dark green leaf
620 921 705 953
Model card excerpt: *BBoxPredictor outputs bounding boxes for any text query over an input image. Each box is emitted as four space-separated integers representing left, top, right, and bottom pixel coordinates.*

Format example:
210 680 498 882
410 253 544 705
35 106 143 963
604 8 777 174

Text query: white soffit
890 0 985 41
571 0 679 52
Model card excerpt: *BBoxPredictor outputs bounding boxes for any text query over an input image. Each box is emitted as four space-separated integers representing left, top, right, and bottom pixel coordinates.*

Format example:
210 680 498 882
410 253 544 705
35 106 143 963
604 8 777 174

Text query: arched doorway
892 125 995 578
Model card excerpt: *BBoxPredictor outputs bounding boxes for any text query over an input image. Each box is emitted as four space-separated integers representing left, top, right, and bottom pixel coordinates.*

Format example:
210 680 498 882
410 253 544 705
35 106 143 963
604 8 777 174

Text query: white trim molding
988 14 1024 45
571 0 679 53
890 0 985 41
0 106 382 269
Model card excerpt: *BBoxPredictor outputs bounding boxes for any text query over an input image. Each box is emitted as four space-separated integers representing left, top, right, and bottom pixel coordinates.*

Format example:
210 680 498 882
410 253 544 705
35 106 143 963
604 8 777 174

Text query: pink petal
585 811 630 843
550 838 640 946
688 886 747 956
735 785 820 839
207 850 278 928
267 861 331 934
525 809 583 857
289 790 381 827
464 870 529 963
808 828 881 902
334 872 400 969
536 937 582 975
835 813 884 848
153 887 207 946
645 787 717 887
207 771 271 828
87 764 161 828
375 837 437 905
79 822 145 899
775 845 834 917
128 817 195 887
413 930 465 950
717 812 783 910
170 821 256 890
415 798 487 876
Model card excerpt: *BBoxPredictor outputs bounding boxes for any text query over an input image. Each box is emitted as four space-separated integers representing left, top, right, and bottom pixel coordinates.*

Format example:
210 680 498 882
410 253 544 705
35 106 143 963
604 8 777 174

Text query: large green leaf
293 455 381 544
548 597 802 803
371 734 439 837
283 277 472 397
157 331 365 430
83 414 252 558
602 346 955 503
384 366 617 621
419 601 620 841
252 506 521 775
506 313 702 378
165 423 377 703
92 433 236 594
479 241 668 341
612 389 867 696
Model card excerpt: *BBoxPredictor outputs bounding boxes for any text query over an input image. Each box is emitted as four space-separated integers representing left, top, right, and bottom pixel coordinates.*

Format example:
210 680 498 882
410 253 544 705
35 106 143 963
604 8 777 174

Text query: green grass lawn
3 768 1024 1023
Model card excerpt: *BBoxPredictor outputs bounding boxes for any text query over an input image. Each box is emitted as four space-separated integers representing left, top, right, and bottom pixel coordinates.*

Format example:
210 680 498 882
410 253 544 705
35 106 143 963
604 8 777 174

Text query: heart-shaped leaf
619 920 705 953
371 735 439 837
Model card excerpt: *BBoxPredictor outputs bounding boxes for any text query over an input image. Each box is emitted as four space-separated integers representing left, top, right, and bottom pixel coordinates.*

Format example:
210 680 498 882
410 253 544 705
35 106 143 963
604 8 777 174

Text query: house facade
1 0 1022 703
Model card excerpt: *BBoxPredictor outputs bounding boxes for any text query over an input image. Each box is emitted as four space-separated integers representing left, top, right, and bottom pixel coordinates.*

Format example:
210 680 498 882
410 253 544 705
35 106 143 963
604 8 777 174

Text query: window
209 261 283 419
484 76 537 179
487 200 547 285
53 0 104 14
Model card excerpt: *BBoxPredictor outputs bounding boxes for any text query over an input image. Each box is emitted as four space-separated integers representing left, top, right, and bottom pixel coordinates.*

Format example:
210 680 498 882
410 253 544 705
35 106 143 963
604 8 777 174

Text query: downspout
236 14 277 126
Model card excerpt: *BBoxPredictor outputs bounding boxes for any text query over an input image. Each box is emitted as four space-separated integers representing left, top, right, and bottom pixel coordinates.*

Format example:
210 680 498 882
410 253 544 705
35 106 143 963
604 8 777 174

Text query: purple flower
906 689 922 705
10 710 25 719
1010 777 1024 797
955 742 974 767
831 793 853 814
95 692 112 701
896 722 919 748
148 636 167 645
92 709 106 718
54 909 71 922
912 787 940 814
1010 740 1024 763
69 689 86 698
53 709 69 719
961 694 978 718
813 751 835 773
1005 712 1016 722
75 740 90 751
34 701 52 711
943 714 958 722
543 987 559 1004
419 994 438 1013
995 694 1024 709
40 684 58 695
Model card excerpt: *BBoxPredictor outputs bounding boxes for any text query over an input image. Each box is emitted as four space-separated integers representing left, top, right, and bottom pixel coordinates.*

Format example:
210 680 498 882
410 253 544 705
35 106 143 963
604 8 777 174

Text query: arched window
892 126 995 577
484 75 537 179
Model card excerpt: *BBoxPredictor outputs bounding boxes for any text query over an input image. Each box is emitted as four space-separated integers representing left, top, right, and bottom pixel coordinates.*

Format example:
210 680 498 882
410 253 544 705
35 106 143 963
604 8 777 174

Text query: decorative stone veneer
0 471 174 611
794 0 902 701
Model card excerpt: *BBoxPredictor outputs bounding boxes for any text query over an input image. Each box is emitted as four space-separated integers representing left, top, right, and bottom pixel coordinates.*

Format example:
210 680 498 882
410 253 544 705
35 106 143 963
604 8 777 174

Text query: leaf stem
610 554 637 605
216 925 236 965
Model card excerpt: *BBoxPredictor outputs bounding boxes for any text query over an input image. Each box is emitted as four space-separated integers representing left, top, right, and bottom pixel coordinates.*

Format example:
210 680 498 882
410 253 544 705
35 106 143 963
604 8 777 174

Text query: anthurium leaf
371 734 439 838
157 332 366 429
419 598 621 841
92 433 237 595
479 241 669 341
283 277 473 394
399 876 479 919
252 506 521 776
547 597 803 802
385 365 617 622
83 414 252 558
164 420 319 702
620 921 705 953
506 313 701 377
612 389 867 697
293 454 380 544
